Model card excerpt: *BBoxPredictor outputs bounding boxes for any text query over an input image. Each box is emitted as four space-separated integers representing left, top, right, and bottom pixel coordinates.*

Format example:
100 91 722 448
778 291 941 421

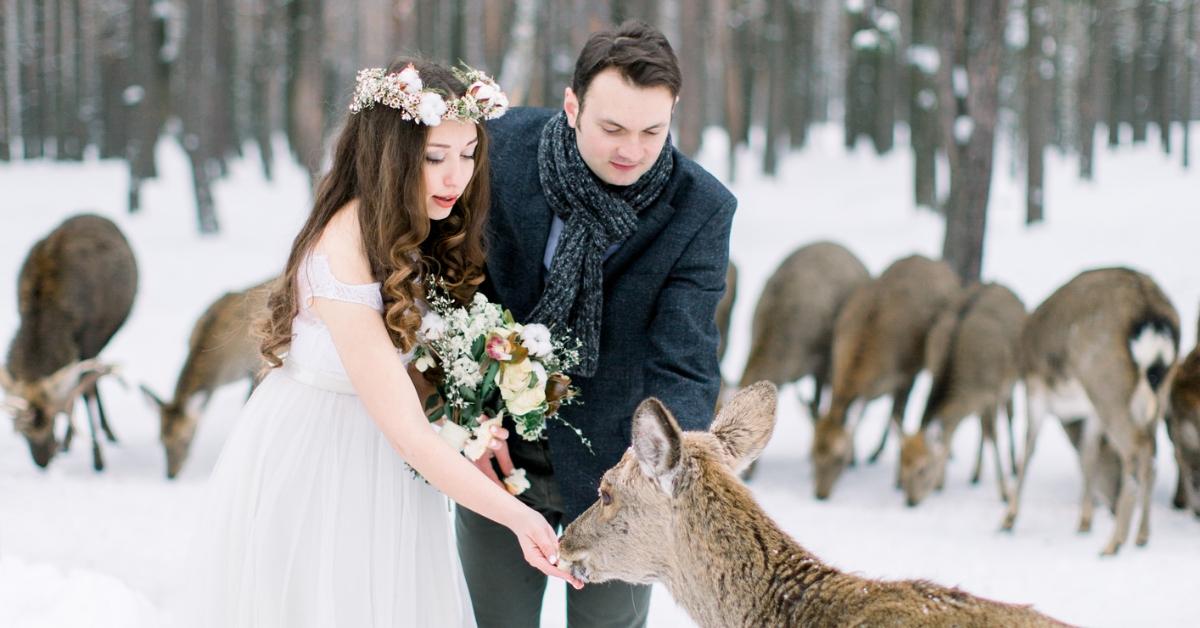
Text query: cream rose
496 359 546 416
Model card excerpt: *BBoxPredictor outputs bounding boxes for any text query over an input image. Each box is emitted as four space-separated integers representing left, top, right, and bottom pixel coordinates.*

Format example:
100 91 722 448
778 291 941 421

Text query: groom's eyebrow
600 118 666 131
427 138 479 149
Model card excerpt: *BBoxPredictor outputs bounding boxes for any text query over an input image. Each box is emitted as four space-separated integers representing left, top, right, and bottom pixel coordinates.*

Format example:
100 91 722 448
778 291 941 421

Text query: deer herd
3 214 1197 626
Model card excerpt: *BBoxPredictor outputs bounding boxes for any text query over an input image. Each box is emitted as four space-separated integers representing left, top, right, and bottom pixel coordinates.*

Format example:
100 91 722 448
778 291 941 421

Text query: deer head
811 414 854 500
559 382 777 585
897 419 948 507
140 385 205 479
1 359 116 468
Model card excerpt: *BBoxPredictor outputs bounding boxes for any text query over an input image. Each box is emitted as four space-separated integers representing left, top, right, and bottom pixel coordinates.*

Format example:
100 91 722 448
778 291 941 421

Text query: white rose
418 92 446 126
419 311 446 341
496 359 547 416
520 324 553 357
504 468 531 496
506 386 546 417
397 65 423 93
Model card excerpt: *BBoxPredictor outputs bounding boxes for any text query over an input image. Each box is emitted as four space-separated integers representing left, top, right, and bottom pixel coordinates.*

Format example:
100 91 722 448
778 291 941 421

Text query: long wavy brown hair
259 59 490 367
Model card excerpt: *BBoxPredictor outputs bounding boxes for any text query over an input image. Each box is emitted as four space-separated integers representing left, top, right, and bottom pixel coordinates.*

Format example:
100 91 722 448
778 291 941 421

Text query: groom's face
564 68 675 187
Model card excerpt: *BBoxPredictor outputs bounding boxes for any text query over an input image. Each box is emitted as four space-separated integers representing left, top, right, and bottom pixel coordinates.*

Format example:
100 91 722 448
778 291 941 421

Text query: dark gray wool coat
481 107 736 521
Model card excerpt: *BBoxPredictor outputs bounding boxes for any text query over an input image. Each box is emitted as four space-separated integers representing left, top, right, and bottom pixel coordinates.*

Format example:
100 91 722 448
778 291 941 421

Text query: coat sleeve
641 196 736 431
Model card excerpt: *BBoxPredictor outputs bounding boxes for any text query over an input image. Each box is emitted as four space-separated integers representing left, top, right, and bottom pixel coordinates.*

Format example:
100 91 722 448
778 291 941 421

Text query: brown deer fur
811 254 960 499
0 214 137 470
1002 268 1179 555
1167 331 1200 517
898 283 1025 506
560 383 1069 628
140 278 273 478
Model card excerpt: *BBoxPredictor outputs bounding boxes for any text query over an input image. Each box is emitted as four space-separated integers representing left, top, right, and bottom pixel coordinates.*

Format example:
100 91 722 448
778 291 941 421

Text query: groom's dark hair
571 20 681 108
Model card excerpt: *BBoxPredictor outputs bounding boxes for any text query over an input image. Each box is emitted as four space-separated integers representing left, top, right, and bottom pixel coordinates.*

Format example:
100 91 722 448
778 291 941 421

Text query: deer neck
663 467 836 626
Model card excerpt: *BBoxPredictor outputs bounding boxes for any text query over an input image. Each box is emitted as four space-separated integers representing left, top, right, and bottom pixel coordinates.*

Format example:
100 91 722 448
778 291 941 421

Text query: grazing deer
739 241 870 419
0 214 137 471
140 278 273 478
811 254 960 499
715 261 738 363
1002 268 1179 555
897 283 1025 507
559 383 1069 628
1166 321 1200 517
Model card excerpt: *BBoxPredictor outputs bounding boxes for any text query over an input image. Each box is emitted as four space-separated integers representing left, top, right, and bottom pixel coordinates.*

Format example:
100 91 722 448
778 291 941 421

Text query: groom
458 20 736 627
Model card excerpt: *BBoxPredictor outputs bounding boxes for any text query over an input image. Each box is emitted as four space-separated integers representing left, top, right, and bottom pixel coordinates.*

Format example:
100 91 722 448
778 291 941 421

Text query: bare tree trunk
786 0 815 149
0 0 8 161
761 0 786 174
500 0 539 105
1109 7 1133 146
1079 1 1111 179
44 0 60 158
937 0 1008 283
1155 0 1173 153
19 0 43 158
287 0 324 185
127 0 170 212
677 0 704 157
714 0 742 181
1184 0 1196 167
1025 0 1049 224
910 0 939 210
1132 0 1155 142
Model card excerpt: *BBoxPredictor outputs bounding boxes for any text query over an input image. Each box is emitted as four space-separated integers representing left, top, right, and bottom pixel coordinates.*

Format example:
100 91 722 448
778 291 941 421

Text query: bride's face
422 120 479 221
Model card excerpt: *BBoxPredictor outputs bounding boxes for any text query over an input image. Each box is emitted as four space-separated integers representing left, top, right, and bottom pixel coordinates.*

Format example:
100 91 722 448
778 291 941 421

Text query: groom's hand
471 424 516 488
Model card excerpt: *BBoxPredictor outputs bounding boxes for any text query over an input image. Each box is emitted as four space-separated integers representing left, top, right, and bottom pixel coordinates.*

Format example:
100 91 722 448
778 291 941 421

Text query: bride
185 59 579 627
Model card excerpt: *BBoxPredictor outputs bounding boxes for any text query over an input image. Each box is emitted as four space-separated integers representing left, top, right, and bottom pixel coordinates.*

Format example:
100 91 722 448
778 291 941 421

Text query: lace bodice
288 252 413 379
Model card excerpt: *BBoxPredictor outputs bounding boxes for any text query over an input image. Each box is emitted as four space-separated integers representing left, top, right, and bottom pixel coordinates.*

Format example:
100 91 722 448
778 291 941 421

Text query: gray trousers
455 469 651 628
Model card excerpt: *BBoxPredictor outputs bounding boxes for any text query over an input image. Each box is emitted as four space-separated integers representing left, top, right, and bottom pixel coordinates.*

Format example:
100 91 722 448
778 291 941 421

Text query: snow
1 123 1199 628
907 45 940 75
851 29 879 51
954 115 975 143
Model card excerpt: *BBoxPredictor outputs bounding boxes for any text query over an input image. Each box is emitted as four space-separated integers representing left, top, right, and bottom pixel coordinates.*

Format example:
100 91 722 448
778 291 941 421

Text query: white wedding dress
184 251 476 627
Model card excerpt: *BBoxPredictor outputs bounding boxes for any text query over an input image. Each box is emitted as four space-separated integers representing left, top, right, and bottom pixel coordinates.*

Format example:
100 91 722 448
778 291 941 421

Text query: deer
558 382 1069 628
811 254 960 499
140 278 274 478
716 261 738 364
1001 267 1179 555
897 282 1025 507
0 214 137 471
1166 313 1200 517
739 241 870 420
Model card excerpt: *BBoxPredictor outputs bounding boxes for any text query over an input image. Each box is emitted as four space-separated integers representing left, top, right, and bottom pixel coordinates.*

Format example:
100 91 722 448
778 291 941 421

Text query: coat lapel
603 197 676 280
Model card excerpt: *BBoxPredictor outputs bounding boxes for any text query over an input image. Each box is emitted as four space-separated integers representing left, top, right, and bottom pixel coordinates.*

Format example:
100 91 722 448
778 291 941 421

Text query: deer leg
91 386 118 443
62 419 75 452
1006 396 1018 476
808 374 825 421
846 400 866 468
985 407 1011 503
84 392 105 472
1002 381 1047 531
971 410 990 485
869 382 914 465
1076 417 1103 534
1135 439 1155 547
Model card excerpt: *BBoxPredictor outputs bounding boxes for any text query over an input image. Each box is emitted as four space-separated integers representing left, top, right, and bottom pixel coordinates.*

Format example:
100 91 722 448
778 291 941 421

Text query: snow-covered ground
0 124 1197 627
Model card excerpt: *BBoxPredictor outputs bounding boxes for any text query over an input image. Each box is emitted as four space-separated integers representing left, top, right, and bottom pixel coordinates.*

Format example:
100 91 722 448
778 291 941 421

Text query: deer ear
710 381 777 473
631 397 683 493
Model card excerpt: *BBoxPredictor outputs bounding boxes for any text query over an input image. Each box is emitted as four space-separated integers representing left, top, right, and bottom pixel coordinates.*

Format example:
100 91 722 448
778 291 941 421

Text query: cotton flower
438 421 471 453
397 64 422 94
504 468 531 496
414 352 436 373
462 416 502 461
418 92 446 126
419 311 446 341
520 324 553 357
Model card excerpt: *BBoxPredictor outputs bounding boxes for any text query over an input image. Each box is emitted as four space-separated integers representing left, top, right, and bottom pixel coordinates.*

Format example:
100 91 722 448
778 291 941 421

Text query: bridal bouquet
413 287 589 495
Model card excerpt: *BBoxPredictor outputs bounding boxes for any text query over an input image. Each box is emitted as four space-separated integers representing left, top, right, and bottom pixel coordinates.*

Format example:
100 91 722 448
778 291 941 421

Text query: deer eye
600 488 613 506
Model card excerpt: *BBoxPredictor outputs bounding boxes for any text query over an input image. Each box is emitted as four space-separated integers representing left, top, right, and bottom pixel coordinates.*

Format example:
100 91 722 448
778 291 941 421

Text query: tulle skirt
182 365 476 627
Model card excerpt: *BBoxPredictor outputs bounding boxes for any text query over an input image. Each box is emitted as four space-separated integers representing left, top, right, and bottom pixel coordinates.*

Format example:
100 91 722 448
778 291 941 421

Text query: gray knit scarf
531 111 674 377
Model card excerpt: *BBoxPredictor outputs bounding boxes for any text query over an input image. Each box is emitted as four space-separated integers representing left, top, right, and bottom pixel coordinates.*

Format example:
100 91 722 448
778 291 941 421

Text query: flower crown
349 64 509 126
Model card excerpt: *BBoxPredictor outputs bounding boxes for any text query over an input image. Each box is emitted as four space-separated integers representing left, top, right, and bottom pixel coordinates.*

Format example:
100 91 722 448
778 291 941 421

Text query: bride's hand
510 507 584 589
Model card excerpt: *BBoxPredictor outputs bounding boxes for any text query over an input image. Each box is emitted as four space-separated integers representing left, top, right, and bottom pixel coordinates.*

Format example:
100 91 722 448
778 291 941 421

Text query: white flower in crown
348 63 509 126
396 65 422 93
418 92 447 126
